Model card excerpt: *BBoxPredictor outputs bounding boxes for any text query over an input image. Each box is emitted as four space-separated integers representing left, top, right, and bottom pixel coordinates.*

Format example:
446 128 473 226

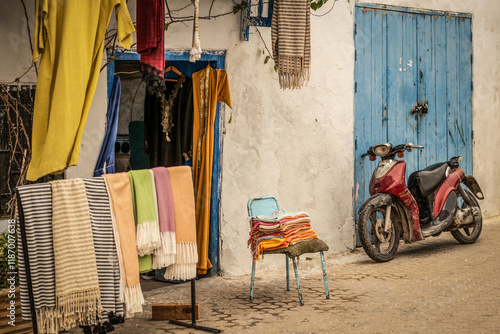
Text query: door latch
410 102 428 116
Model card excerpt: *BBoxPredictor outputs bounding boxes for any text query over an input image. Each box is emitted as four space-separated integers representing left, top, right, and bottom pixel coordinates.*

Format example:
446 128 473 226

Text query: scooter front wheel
358 204 400 262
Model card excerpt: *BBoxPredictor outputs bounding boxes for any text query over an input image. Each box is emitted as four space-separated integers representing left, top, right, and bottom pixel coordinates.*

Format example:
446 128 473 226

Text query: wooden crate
152 303 200 320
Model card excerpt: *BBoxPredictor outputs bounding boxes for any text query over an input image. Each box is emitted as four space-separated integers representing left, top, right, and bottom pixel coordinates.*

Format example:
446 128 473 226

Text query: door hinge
355 23 357 35
355 138 358 150
355 82 357 93
471 130 474 140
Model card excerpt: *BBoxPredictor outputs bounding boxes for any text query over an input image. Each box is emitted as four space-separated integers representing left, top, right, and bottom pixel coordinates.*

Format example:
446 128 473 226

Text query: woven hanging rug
83 177 123 317
271 0 311 89
17 183 57 334
50 179 102 330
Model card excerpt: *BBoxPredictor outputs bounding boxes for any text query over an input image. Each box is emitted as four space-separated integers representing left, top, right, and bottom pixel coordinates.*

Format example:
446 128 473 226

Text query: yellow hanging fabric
27 0 135 181
192 65 231 275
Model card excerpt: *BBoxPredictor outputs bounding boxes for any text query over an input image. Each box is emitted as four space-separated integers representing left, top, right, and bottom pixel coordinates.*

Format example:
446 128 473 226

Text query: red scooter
357 143 484 262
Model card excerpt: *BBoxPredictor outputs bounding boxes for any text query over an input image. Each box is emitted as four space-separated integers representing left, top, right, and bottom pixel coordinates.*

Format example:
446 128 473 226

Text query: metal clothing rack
16 188 221 334
168 279 221 333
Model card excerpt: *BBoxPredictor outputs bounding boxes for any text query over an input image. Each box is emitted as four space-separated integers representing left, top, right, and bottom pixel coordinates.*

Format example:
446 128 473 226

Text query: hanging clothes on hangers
26 0 135 181
192 65 232 275
137 0 165 97
144 67 194 167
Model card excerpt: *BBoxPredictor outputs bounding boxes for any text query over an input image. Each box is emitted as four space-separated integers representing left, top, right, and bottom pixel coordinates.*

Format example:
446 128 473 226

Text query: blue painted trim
355 3 472 19
241 0 274 41
108 49 226 62
107 60 115 100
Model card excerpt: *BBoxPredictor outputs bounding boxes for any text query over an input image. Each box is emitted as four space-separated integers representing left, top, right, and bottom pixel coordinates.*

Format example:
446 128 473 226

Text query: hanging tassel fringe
136 220 161 256
123 284 145 318
189 0 202 62
152 231 177 269
163 242 198 280
163 263 197 281
36 308 57 334
56 288 102 332
277 56 310 90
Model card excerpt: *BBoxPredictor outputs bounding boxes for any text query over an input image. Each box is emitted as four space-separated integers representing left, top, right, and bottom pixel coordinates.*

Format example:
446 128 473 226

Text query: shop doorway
107 50 226 276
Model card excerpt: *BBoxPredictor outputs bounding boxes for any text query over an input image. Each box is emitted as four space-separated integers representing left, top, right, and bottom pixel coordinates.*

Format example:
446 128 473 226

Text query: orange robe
192 65 231 275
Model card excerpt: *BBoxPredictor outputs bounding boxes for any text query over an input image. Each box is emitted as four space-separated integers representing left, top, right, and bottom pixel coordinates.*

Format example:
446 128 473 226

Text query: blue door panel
354 5 473 221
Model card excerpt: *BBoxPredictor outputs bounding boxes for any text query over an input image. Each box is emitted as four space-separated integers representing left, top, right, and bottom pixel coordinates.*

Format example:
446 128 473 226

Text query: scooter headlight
372 143 392 157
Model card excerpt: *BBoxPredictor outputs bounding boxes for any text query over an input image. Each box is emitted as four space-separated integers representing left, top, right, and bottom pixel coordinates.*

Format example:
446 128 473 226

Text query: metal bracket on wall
240 0 274 41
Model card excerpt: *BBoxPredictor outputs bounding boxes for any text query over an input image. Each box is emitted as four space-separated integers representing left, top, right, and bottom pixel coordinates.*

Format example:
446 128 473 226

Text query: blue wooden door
354 4 473 218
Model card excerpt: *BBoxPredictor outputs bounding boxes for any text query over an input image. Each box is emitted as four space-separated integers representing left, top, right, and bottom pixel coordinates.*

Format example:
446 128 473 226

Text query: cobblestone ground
91 218 500 334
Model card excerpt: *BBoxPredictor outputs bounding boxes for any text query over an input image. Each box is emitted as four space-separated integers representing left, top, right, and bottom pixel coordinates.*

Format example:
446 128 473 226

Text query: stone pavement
93 218 500 334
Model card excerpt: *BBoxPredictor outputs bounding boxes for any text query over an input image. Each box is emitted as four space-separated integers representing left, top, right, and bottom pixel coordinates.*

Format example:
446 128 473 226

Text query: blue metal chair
248 196 330 306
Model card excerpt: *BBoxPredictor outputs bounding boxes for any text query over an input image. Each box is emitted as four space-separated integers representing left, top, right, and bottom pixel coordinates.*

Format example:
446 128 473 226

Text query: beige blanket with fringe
104 173 145 317
163 166 198 280
271 0 311 89
50 179 102 331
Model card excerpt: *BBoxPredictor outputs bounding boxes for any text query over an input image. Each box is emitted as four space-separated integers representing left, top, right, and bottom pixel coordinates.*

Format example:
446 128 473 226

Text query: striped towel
271 0 311 89
50 179 102 331
104 173 144 318
163 166 198 281
83 177 123 317
128 170 161 257
17 183 57 334
151 167 177 269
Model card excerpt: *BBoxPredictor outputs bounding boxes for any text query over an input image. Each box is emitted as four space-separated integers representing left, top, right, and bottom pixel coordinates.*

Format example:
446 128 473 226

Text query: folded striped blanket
50 179 102 331
83 177 123 317
17 183 57 334
248 211 318 261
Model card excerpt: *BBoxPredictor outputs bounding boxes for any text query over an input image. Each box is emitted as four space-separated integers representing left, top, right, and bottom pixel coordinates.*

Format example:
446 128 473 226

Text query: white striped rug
17 183 57 332
83 177 123 316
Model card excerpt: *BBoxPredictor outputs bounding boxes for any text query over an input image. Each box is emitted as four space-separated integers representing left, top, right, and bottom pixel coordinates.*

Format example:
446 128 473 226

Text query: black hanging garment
144 75 194 167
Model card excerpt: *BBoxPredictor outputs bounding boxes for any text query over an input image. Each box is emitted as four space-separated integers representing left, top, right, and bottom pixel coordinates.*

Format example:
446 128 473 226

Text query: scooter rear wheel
451 189 482 244
358 204 400 262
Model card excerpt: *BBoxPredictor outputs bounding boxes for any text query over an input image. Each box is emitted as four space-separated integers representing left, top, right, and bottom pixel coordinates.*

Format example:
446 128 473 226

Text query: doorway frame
106 49 226 275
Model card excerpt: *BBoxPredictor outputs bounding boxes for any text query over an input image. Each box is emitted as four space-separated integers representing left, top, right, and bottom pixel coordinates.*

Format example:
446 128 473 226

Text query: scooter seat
408 162 449 199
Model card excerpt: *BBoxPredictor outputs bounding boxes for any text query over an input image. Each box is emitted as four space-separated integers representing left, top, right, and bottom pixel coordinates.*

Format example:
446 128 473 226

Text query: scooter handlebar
405 143 424 151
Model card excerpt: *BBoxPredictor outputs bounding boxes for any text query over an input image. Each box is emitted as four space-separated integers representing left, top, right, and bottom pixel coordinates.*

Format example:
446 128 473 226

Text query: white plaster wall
1 0 499 276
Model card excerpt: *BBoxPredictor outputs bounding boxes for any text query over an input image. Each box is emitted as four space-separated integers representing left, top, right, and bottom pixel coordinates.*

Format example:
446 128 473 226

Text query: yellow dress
192 65 232 275
26 0 135 181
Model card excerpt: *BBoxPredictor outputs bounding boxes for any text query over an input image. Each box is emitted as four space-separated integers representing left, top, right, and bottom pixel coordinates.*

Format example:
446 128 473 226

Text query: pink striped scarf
151 167 177 268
